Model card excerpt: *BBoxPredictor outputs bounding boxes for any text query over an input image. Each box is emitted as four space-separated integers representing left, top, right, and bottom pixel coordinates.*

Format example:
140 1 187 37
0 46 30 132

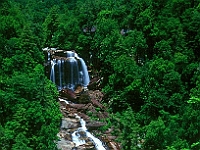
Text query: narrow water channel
58 98 108 150
72 114 106 150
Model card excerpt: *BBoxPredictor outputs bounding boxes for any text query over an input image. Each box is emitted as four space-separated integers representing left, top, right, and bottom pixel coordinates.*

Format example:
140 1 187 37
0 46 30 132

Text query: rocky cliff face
56 88 121 150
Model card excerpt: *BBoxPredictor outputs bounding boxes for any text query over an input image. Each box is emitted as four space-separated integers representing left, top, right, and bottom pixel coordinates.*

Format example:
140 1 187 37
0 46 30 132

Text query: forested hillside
0 0 200 149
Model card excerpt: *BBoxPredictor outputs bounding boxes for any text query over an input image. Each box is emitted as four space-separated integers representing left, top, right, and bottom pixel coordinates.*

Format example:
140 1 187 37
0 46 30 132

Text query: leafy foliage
0 65 61 149
0 1 61 148
0 0 200 149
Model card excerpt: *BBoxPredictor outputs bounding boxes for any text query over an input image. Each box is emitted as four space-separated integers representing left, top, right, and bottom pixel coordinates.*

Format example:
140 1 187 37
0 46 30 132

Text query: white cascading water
72 114 106 150
58 98 106 150
50 59 56 83
65 51 74 57
74 53 90 87
57 59 62 88
49 50 90 91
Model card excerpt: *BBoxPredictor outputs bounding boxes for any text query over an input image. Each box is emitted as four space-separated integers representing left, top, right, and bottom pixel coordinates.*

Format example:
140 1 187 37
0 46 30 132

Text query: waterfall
50 59 56 83
77 57 90 87
72 114 106 150
47 50 90 91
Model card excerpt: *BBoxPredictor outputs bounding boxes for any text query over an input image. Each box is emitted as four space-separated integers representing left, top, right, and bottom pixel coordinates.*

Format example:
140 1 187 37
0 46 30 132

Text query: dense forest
0 0 200 149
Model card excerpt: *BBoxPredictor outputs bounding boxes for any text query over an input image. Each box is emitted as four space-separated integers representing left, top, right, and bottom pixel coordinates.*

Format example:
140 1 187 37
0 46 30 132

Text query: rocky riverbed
56 88 121 150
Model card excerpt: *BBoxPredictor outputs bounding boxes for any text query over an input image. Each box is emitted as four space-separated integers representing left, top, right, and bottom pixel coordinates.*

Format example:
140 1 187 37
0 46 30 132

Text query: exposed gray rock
76 143 95 150
61 118 80 129
57 139 75 150
86 121 106 130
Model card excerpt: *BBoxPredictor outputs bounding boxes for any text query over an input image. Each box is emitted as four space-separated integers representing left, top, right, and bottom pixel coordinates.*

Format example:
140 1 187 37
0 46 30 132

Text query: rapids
72 114 106 150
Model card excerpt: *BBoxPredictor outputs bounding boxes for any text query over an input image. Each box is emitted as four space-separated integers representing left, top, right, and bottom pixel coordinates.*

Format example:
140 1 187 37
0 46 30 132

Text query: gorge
43 48 119 150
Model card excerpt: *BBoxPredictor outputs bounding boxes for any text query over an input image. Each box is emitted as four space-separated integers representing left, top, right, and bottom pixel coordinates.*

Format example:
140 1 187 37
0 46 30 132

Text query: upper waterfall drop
43 48 90 91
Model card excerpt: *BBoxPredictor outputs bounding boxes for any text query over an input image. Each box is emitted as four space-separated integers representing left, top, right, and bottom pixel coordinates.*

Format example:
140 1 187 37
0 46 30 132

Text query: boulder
60 118 80 129
76 143 95 150
97 111 109 120
57 139 75 150
91 99 104 109
68 104 87 111
87 77 101 90
58 130 72 141
86 121 106 130
60 88 77 100
77 91 90 104
101 136 121 150
67 113 76 118
108 141 121 150
88 90 104 102
74 85 84 94
77 112 90 123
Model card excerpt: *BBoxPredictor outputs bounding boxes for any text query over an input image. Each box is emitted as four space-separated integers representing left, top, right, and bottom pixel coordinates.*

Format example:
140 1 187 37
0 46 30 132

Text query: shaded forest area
0 0 200 149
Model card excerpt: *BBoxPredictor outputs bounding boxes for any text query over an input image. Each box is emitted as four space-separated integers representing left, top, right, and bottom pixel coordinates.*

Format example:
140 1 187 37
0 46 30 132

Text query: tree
143 117 166 149
53 6 81 50
113 107 140 150
0 65 61 149
42 5 60 47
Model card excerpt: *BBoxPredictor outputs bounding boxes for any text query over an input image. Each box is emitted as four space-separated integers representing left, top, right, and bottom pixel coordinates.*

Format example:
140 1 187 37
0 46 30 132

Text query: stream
72 114 106 150
58 98 108 150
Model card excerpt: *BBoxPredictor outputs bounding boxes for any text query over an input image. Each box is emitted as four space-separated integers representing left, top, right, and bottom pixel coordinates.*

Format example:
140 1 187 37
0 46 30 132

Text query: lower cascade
57 98 110 150
43 48 90 90
72 114 106 150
